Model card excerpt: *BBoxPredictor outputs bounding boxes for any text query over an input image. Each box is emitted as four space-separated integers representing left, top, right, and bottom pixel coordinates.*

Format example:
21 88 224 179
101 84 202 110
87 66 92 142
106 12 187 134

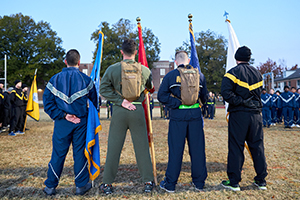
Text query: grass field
0 108 299 199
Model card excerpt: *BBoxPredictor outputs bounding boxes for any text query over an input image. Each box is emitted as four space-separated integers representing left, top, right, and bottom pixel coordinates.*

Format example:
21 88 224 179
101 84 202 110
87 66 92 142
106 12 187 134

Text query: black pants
227 111 267 184
3 108 11 127
9 106 23 132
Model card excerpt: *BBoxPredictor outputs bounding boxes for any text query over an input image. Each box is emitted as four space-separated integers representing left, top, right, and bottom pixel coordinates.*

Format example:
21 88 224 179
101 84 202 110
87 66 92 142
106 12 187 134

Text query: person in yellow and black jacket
221 46 267 191
9 80 26 136
20 83 28 131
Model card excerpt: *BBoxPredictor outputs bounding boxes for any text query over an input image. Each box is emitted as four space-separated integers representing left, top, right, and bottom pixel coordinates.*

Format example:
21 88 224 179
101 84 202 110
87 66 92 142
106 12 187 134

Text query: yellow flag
26 72 40 121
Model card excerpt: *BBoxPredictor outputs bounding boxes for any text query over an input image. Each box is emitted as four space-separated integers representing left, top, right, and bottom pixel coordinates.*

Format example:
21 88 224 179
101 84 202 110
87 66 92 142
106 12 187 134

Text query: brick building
273 68 300 92
151 60 174 100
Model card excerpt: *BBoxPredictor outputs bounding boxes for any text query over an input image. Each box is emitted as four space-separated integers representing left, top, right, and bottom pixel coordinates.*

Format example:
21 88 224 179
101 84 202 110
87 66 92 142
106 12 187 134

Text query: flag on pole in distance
84 30 104 181
189 22 201 73
84 99 102 181
90 31 104 107
225 19 240 116
26 70 39 121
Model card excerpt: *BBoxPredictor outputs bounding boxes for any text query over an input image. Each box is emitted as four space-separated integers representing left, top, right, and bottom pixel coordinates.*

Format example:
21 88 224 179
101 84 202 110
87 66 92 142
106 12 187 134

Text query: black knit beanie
14 79 21 85
235 46 251 62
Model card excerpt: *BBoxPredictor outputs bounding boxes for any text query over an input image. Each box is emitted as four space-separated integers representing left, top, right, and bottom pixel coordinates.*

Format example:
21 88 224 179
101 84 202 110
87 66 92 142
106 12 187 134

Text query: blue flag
84 31 104 181
189 23 201 73
85 99 102 181
90 31 104 108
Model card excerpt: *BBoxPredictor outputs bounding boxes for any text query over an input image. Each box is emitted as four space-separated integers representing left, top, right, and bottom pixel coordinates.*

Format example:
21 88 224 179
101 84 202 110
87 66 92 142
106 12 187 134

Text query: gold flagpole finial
188 13 193 23
136 17 141 25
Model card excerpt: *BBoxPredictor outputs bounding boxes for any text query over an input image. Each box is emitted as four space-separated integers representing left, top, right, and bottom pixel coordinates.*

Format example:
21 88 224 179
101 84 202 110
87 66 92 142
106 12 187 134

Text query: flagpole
224 13 253 161
137 17 158 185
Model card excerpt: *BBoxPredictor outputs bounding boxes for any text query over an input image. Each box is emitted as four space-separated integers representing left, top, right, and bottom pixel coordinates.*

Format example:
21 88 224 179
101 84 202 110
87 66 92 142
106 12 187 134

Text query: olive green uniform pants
102 104 154 183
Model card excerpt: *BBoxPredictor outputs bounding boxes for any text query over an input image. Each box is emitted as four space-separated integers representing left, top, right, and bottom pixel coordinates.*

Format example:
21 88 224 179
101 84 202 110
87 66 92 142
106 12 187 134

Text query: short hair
291 87 296 90
262 88 266 91
175 51 189 62
275 90 281 94
66 49 80 66
122 39 137 56
284 85 289 90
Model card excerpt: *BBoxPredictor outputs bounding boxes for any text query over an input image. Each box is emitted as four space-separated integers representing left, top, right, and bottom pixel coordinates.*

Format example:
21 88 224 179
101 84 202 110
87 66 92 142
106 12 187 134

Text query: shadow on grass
0 161 227 198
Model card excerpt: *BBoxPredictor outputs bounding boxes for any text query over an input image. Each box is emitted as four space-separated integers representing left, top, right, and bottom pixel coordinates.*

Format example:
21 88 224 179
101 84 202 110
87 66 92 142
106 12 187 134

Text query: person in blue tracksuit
278 86 296 128
276 90 283 123
291 87 300 127
261 88 272 128
207 92 215 119
43 49 98 196
270 89 279 126
158 51 208 192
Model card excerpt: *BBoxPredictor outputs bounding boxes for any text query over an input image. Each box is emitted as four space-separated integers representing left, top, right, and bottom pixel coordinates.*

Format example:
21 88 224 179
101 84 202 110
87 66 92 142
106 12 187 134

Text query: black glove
270 107 272 110
242 96 256 109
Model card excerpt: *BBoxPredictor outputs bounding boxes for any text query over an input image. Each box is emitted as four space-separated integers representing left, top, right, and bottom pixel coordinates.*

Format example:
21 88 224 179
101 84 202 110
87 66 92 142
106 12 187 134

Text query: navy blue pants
228 111 267 185
277 108 283 122
208 105 214 119
165 119 207 190
45 117 89 188
271 107 277 123
262 108 271 126
282 107 294 126
293 108 299 124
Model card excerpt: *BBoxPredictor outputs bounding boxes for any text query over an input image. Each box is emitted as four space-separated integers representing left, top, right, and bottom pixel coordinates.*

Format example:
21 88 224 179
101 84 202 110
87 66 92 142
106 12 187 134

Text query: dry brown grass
0 108 299 199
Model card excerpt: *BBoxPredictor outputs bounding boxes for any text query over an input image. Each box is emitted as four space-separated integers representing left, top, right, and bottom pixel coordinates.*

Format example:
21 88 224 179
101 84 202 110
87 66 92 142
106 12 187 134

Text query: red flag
137 23 148 68
137 22 152 143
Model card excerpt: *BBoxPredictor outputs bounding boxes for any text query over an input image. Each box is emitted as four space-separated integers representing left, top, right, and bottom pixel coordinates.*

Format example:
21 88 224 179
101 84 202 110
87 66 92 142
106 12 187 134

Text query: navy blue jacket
293 92 300 108
271 93 279 108
157 65 208 121
261 93 272 108
43 67 97 120
278 91 296 108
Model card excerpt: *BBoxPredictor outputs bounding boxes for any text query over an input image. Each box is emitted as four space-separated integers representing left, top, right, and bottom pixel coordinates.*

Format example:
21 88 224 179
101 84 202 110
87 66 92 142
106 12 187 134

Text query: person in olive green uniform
99 39 154 194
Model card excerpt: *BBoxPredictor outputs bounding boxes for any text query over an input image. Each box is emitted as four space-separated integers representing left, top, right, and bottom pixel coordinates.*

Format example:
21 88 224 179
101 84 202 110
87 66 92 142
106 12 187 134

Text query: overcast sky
1 0 300 68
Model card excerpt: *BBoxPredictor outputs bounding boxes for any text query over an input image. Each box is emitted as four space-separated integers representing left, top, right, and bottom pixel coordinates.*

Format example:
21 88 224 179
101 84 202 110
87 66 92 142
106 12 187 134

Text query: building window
288 81 291 87
160 69 165 76
297 80 300 87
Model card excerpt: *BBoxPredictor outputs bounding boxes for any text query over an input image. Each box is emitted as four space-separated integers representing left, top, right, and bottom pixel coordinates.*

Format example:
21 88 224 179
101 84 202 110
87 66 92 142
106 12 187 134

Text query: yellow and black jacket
10 87 25 107
221 63 263 113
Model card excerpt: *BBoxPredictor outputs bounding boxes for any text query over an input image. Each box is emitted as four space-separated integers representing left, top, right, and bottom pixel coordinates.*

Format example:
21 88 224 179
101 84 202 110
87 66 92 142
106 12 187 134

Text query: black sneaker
75 182 92 195
191 182 204 192
99 183 113 194
159 179 175 193
254 180 267 190
144 181 154 193
43 186 56 195
221 180 240 191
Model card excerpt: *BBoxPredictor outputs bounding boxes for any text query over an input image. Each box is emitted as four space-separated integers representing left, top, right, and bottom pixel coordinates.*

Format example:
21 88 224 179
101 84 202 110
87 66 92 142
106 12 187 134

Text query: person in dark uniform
0 80 4 130
99 39 154 194
291 87 300 127
149 95 154 119
207 92 215 120
43 49 97 196
221 46 268 191
202 101 208 118
270 89 279 126
261 88 272 128
1 87 13 131
106 100 113 119
275 90 283 123
9 80 26 136
20 83 28 132
158 50 208 192
278 86 296 128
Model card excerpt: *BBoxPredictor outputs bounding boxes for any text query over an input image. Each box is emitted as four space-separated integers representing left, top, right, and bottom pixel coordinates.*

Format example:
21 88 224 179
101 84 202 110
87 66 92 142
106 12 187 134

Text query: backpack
119 61 142 102
177 65 200 105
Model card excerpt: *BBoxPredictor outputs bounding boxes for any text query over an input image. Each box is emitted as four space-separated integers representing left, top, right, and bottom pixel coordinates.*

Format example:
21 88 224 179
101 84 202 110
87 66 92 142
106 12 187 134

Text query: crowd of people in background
0 80 29 135
261 86 300 128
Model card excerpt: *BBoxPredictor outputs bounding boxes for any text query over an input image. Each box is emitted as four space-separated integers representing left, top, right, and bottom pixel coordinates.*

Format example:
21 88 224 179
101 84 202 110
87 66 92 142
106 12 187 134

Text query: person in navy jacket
158 51 208 192
261 88 272 127
269 89 279 126
278 86 296 128
291 87 300 127
43 49 97 195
